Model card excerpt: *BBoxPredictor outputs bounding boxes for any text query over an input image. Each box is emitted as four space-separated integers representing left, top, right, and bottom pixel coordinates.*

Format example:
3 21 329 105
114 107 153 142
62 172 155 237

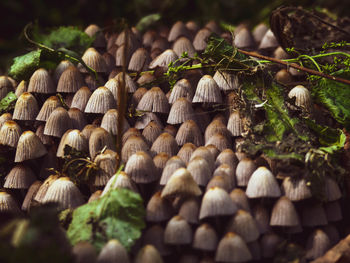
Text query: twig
116 23 128 165
237 49 350 85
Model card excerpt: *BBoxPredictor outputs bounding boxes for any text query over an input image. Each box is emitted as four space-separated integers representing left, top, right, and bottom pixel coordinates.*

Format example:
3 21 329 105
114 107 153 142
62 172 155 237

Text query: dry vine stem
238 49 350 85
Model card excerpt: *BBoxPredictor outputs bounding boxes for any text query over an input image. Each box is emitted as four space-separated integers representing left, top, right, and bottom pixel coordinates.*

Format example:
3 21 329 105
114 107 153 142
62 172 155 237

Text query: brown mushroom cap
164 215 193 245
199 187 238 220
97 239 130 263
246 167 281 198
161 168 201 198
215 232 252 262
193 223 218 251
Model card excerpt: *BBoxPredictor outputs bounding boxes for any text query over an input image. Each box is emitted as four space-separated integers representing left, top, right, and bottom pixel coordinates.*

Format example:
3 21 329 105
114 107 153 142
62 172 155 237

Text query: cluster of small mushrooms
0 20 344 263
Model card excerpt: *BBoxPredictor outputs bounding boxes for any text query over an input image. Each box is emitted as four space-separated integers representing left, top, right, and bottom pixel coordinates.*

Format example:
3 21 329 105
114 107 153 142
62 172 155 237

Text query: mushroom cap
125 151 158 183
80 47 107 73
44 107 72 137
134 245 163 263
246 167 281 198
270 196 300 227
146 191 174 222
149 49 178 69
306 229 331 260
226 209 260 242
57 66 84 93
13 92 39 121
28 68 55 94
193 223 218 251
161 168 202 198
199 187 238 220
215 232 252 262
4 164 36 189
43 177 84 210
0 191 21 214
85 86 116 114
193 75 222 104
0 120 21 147
164 215 192 245
288 85 311 111
15 131 47 162
137 87 169 114
97 239 130 263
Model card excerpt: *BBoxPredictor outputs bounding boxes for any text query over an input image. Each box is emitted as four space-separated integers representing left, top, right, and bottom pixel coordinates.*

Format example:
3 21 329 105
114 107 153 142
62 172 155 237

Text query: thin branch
237 49 350 85
257 51 350 64
116 23 128 165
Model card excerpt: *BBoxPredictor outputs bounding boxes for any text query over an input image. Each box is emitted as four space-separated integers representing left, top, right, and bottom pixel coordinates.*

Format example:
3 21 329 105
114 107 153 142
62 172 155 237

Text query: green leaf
264 83 308 142
0 91 17 115
67 188 145 252
243 82 308 142
8 50 42 80
34 26 94 55
136 13 161 32
312 71 350 130
305 118 346 154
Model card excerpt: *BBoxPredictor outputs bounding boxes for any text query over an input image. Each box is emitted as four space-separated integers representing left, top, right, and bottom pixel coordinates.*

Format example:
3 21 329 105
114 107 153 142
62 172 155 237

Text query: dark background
0 0 349 73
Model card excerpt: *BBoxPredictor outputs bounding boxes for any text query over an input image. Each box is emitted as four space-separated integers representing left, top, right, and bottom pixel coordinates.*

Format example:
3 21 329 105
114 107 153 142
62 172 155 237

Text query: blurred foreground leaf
0 204 73 263
67 188 145 252
136 13 161 32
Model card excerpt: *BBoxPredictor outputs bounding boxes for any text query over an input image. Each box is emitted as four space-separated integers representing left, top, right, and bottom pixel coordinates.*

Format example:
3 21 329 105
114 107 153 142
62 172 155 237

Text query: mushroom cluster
0 20 341 262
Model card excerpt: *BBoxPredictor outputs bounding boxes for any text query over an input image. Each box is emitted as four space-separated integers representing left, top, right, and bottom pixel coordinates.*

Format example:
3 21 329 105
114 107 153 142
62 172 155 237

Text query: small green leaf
0 91 17 115
136 13 161 32
8 50 42 80
67 188 145 252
